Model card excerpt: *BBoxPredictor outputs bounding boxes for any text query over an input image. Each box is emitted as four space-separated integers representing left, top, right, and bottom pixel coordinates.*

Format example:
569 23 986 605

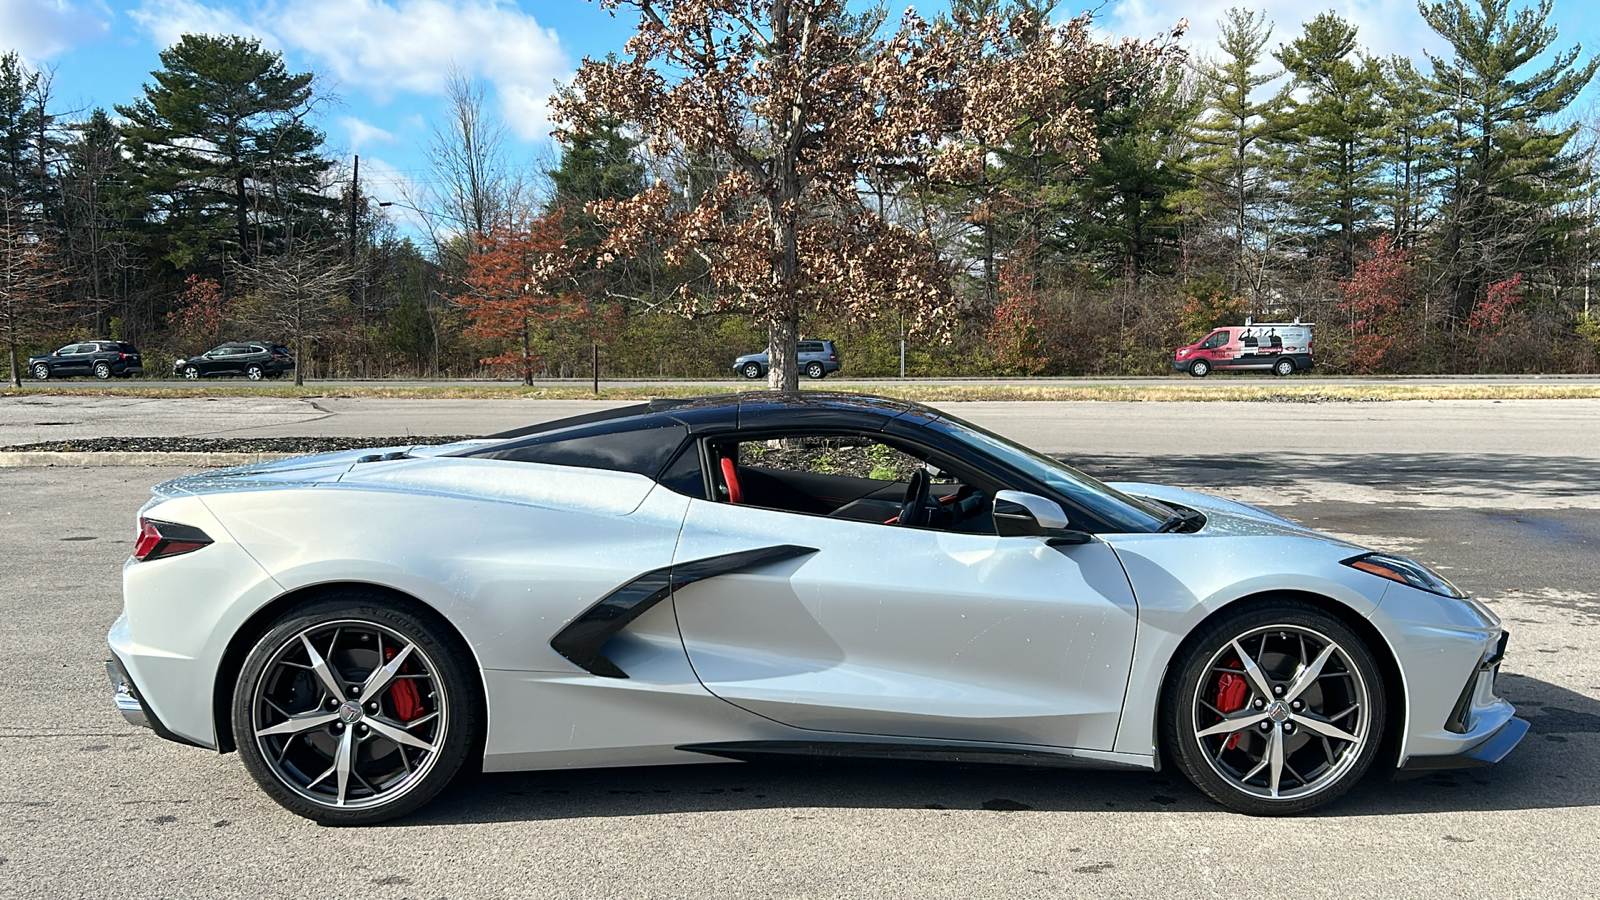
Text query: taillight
134 518 212 561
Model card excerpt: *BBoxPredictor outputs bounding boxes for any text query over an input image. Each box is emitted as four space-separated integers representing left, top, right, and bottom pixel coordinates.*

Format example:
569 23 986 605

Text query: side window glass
657 444 705 498
716 434 987 532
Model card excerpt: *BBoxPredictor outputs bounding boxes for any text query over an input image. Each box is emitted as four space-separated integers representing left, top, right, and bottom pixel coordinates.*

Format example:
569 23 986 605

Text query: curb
0 451 293 468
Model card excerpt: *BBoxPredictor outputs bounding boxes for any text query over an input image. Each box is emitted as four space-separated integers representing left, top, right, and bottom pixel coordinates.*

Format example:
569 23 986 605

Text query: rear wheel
232 596 480 825
31 363 49 380
1162 599 1384 816
246 364 264 380
805 361 826 380
1273 358 1295 377
1188 359 1211 378
94 361 112 379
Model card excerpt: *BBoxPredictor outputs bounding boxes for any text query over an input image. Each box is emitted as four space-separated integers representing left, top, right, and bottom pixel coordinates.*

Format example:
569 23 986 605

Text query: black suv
173 342 295 380
29 341 144 380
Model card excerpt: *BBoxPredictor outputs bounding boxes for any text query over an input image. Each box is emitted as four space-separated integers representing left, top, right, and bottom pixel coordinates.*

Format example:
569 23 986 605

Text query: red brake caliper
383 646 425 722
1214 659 1248 750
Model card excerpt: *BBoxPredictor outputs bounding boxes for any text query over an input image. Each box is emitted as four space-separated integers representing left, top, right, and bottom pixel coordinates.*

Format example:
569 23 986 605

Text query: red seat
719 457 744 504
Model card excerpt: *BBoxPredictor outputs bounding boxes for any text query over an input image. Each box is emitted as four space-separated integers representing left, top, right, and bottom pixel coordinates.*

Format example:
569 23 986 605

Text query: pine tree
1273 13 1384 274
1374 57 1446 248
117 35 335 274
1419 0 1599 322
1189 8 1288 298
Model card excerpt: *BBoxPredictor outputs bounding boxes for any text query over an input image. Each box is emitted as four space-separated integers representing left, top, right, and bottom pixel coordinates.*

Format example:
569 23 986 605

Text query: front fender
1101 532 1392 759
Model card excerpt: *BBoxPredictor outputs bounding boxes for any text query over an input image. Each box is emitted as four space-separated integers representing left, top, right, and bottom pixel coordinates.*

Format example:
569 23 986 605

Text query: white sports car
107 392 1526 824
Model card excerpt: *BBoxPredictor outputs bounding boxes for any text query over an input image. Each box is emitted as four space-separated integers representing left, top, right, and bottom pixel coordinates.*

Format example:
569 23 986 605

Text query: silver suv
734 340 842 380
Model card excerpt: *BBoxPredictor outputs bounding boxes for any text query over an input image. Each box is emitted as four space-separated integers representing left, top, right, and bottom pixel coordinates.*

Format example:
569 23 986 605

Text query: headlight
1343 552 1464 598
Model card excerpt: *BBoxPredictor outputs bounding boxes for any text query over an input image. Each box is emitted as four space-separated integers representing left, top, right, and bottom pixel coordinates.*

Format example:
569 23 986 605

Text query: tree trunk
767 306 799 391
522 320 533 386
7 338 18 388
294 328 305 386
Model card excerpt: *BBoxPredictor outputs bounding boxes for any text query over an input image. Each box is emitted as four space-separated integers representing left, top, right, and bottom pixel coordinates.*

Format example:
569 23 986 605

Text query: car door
669 498 1139 751
204 347 235 375
55 344 89 375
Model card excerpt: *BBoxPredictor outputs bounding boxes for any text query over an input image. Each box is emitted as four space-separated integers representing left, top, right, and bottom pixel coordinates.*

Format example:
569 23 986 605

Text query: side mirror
993 490 1070 537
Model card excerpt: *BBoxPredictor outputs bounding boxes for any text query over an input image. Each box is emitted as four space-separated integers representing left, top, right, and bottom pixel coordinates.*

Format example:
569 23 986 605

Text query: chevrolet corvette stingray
107 392 1526 824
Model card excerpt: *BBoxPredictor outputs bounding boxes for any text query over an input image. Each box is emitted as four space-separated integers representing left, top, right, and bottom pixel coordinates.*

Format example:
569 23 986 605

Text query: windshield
930 415 1169 533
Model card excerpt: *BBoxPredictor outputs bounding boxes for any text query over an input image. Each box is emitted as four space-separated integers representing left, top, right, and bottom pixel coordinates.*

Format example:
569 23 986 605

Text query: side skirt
676 740 1154 771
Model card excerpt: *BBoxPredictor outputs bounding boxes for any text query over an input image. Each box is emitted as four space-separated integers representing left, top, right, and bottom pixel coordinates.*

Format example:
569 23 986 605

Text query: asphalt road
2 400 1598 898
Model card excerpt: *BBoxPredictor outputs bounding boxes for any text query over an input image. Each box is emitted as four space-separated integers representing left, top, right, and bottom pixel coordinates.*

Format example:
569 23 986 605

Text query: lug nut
332 723 343 733
357 724 368 736
1284 723 1296 734
350 686 361 697
1253 698 1265 709
1273 686 1284 696
367 702 380 713
1291 700 1303 711
1259 721 1271 731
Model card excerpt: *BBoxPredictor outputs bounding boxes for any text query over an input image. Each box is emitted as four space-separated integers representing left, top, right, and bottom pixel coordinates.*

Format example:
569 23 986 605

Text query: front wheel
231 596 481 825
805 361 826 380
183 366 200 380
31 363 49 380
1162 599 1385 816
1188 359 1210 378
741 362 763 379
1273 358 1295 377
94 361 112 379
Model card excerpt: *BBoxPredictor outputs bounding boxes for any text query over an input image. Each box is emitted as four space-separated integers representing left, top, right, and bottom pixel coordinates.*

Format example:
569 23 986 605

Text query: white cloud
342 114 398 149
130 0 571 140
1101 0 1447 69
0 0 111 59
128 0 262 50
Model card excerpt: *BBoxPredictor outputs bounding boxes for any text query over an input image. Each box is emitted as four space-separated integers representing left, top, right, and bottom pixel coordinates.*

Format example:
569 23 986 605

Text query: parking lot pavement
3 409 1600 899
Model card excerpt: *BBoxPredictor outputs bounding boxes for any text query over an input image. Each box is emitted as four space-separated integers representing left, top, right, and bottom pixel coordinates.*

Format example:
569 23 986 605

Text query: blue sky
4 0 1598 227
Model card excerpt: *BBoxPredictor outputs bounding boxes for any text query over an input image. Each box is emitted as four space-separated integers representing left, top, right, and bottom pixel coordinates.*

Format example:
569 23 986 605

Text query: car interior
705 433 994 533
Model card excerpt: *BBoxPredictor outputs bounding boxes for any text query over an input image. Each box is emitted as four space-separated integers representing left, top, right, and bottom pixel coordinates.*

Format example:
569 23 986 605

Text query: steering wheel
896 468 931 527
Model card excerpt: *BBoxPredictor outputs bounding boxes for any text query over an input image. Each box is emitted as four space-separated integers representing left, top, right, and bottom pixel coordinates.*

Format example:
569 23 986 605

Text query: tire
246 364 264 380
1161 598 1385 816
805 361 826 380
231 595 481 825
1188 360 1210 378
94 361 112 379
31 363 49 380
1273 358 1295 377
741 362 763 379
183 366 200 380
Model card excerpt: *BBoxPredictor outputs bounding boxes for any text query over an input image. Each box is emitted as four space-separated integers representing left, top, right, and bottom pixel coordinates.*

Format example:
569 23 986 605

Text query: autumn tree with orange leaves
556 0 1182 390
455 216 578 385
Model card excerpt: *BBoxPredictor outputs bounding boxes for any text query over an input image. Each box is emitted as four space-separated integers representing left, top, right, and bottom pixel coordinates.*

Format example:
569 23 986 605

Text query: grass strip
6 382 1600 402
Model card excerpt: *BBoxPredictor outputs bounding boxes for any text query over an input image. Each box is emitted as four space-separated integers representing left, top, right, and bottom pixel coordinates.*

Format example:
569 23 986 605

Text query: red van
1173 320 1313 377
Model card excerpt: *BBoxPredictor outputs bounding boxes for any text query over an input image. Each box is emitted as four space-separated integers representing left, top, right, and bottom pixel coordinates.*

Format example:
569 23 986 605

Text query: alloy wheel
94 362 112 379
31 363 48 380
250 619 449 811
1191 624 1371 801
184 366 199 379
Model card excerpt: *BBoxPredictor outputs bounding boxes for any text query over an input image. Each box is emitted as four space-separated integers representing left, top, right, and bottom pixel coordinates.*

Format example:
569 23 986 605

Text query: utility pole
348 155 359 262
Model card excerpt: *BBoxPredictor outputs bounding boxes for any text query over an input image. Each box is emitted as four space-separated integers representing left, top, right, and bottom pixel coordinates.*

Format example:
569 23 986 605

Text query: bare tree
417 68 524 262
0 200 67 387
236 240 356 386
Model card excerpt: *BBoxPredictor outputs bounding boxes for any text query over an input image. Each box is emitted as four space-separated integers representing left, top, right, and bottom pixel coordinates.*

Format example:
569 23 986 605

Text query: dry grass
7 381 1600 402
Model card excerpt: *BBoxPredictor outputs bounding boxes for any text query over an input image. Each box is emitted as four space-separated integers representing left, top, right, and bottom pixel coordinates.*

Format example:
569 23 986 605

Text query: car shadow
398 674 1599 826
1071 451 1599 501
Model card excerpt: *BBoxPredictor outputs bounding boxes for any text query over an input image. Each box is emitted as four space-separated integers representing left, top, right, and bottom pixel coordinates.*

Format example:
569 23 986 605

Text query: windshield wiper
1156 505 1205 533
